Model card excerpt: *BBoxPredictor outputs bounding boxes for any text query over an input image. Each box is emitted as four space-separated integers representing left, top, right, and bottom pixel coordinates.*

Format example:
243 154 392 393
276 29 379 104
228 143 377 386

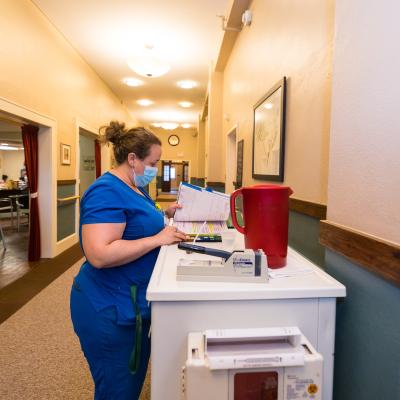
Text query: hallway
0 259 150 399
0 227 29 290
0 243 83 324
1 1 399 399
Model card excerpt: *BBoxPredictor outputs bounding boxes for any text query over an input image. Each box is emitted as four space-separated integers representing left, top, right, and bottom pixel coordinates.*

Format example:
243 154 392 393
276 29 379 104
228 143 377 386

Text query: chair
15 196 29 232
0 198 13 249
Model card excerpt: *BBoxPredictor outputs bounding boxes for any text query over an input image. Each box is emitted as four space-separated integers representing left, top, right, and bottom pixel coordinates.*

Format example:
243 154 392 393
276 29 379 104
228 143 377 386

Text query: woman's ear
127 152 136 167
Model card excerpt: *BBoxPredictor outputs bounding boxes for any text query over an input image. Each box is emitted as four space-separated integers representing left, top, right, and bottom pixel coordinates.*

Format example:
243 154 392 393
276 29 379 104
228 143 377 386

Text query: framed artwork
252 77 287 182
61 143 71 165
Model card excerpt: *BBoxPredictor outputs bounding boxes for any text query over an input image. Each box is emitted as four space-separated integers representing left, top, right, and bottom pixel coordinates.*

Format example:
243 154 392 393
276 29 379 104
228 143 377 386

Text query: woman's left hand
164 202 182 219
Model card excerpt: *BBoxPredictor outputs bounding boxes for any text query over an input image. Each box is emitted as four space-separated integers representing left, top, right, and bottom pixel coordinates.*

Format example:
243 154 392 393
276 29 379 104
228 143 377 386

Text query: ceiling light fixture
264 103 273 109
123 77 143 87
0 145 18 150
152 122 179 130
178 101 193 108
177 80 197 89
181 123 192 128
137 99 153 106
127 45 170 78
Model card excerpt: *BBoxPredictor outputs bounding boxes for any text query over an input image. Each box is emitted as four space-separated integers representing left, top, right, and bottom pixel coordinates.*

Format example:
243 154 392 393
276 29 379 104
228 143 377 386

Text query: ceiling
0 121 23 148
32 0 229 129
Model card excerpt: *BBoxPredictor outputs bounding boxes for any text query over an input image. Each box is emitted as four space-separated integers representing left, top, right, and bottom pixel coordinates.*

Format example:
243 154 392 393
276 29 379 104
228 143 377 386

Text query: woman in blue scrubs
70 121 187 400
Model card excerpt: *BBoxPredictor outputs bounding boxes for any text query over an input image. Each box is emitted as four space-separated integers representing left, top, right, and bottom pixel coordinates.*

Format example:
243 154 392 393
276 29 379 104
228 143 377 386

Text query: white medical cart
147 231 345 400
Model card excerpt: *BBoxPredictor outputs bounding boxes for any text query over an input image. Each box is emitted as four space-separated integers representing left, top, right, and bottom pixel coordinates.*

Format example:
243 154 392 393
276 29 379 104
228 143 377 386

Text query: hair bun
103 121 126 145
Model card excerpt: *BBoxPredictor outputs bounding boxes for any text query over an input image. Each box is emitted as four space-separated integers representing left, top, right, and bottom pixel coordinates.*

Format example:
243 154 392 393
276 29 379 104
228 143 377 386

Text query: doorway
0 98 57 262
226 126 237 194
79 128 97 198
160 160 189 194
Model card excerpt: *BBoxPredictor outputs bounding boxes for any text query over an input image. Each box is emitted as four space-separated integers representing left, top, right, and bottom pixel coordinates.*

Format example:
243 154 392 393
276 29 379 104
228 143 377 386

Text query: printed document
173 183 230 234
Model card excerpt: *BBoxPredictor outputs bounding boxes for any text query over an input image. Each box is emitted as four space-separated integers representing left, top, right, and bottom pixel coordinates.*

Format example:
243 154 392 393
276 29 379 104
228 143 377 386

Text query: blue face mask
133 165 158 187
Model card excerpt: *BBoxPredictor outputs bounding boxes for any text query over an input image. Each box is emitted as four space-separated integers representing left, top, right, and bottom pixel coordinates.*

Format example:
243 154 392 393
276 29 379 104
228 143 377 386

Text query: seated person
0 174 6 183
0 174 12 189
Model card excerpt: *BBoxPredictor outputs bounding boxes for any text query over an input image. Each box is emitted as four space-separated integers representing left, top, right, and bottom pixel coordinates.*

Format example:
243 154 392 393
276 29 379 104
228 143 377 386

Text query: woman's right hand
156 226 188 246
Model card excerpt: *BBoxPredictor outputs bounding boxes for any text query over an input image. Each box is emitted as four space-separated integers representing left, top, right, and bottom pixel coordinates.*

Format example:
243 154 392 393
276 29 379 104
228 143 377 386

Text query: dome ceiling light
127 44 170 78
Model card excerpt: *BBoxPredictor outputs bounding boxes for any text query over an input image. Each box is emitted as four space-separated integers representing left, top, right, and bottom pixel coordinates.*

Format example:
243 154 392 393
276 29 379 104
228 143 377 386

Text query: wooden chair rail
289 198 327 220
320 220 400 287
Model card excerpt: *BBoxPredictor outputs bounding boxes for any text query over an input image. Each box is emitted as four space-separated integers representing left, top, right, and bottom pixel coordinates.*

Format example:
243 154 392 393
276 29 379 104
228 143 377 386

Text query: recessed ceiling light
137 99 153 106
177 80 197 89
151 122 162 128
178 101 193 108
1 143 9 146
181 123 192 128
123 77 143 87
264 103 273 109
0 145 18 150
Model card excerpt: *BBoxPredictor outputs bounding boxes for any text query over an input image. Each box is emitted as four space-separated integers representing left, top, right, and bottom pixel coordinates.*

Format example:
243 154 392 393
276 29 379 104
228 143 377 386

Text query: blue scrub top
74 172 165 325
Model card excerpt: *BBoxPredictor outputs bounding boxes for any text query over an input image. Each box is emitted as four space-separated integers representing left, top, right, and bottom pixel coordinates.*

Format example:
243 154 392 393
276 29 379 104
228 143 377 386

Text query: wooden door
161 160 171 192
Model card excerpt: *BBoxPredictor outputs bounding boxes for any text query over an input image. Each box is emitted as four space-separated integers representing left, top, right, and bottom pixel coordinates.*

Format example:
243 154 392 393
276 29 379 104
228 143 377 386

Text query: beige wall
328 0 400 244
0 0 134 180
221 0 334 202
0 150 25 181
206 70 224 182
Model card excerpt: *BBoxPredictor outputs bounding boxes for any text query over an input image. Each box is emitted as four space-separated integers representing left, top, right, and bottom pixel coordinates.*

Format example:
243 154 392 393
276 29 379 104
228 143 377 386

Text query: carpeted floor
0 259 150 400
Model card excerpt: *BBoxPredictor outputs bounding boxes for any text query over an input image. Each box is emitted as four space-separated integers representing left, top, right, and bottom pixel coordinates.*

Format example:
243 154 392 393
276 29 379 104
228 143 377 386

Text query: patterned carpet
0 259 150 400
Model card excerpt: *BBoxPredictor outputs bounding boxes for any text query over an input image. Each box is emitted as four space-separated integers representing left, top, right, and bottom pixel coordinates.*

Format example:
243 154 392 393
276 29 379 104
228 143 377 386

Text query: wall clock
168 134 180 146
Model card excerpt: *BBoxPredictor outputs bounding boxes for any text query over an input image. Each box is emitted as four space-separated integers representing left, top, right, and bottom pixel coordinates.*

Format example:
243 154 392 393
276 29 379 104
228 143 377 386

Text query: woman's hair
100 121 161 165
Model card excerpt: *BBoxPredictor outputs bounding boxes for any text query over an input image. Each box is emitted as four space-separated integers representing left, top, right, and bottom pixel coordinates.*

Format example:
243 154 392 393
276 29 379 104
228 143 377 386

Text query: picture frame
61 143 71 165
252 77 287 182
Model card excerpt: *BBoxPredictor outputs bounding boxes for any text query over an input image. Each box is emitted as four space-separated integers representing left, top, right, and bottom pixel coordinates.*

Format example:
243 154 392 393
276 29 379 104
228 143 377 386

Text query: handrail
57 195 80 203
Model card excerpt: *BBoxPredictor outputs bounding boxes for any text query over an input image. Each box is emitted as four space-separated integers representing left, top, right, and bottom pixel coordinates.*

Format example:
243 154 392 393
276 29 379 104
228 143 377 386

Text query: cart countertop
147 231 346 301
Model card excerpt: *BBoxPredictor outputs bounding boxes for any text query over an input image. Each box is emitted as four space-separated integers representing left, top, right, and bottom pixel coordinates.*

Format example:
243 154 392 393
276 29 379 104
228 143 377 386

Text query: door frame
70 119 98 249
225 124 238 194
0 96 57 257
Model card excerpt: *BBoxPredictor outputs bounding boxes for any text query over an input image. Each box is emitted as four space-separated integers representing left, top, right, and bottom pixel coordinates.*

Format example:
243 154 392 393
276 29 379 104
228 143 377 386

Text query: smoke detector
242 10 252 26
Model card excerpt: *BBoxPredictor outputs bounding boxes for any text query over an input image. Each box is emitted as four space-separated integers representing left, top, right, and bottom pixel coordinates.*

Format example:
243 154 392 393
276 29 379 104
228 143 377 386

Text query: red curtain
21 124 40 261
94 139 101 178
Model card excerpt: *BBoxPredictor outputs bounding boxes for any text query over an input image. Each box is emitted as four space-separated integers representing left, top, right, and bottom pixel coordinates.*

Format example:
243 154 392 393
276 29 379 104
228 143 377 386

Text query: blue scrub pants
70 282 151 400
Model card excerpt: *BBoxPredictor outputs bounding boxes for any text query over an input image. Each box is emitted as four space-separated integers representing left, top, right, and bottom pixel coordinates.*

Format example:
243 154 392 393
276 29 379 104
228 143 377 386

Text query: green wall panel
57 184 76 241
325 250 400 400
288 210 325 267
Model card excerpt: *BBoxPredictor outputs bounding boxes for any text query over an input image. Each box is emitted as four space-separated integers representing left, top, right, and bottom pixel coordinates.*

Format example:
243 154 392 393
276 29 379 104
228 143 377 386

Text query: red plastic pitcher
230 185 293 268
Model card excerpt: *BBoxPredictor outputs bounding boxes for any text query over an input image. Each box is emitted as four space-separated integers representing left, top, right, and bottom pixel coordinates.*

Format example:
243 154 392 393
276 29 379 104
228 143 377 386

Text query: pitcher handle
230 189 245 234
